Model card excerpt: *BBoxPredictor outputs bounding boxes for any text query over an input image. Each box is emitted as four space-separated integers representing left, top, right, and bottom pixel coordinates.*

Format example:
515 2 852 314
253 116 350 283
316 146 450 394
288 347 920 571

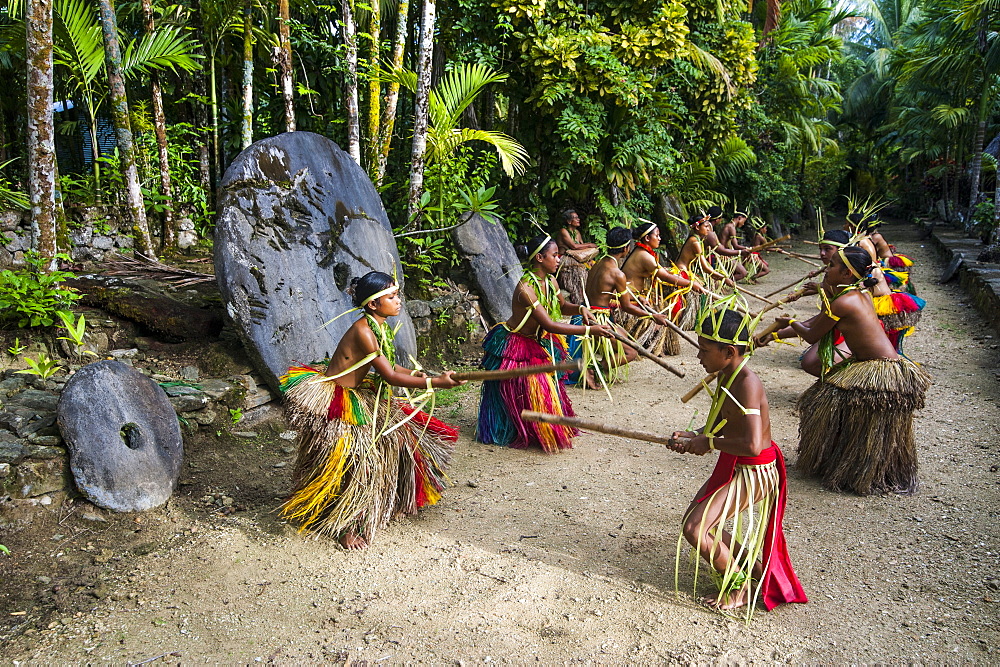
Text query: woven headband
837 248 864 281
607 239 631 250
528 235 553 261
636 222 656 238
361 284 399 307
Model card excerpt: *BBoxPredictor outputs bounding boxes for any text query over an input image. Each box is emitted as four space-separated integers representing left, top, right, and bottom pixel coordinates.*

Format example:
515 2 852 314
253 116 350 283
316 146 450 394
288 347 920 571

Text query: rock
180 365 200 381
408 299 432 318
0 440 27 464
185 407 217 426
233 431 257 438
109 348 139 360
0 462 9 478
9 389 58 412
451 212 521 323
0 376 27 397
214 131 416 393
4 457 69 499
279 430 297 441
198 379 235 400
168 394 208 413
57 361 183 512
162 384 202 397
24 444 64 458
940 252 963 284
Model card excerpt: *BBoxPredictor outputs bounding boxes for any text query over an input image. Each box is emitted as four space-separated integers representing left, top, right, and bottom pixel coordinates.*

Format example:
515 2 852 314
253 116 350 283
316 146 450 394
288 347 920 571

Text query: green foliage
56 311 98 358
0 255 80 329
971 201 995 242
0 159 29 211
229 407 243 424
0 544 9 555
6 337 26 356
17 351 61 379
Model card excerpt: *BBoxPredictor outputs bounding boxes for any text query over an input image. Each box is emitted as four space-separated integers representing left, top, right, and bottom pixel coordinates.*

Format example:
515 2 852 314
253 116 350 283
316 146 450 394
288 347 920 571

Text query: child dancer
280 271 463 549
670 301 807 619
476 234 613 452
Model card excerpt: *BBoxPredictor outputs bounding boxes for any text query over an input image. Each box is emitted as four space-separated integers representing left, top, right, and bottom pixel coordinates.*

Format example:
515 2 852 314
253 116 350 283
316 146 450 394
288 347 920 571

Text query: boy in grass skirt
764 247 931 495
567 226 642 391
669 297 807 619
280 272 464 549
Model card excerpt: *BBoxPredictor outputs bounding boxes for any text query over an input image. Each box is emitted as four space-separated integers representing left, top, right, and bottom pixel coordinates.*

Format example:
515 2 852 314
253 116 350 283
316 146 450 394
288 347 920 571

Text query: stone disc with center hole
214 132 416 392
57 360 183 512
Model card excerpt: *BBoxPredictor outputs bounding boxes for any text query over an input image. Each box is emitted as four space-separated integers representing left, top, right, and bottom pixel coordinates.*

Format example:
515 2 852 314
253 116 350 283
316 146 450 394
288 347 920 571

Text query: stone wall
0 206 167 268
407 282 487 363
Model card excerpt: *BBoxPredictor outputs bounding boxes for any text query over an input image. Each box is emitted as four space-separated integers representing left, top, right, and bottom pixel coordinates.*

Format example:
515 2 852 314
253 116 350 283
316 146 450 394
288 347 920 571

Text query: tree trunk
406 0 435 226
26 0 57 266
209 55 221 191
373 0 409 186
364 0 380 174
966 119 986 218
141 0 176 251
343 0 361 165
278 0 295 132
241 0 254 149
98 0 155 257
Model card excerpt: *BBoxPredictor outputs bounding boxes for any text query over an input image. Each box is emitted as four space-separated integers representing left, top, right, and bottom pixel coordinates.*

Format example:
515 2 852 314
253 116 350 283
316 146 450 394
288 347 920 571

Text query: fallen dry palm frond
101 253 215 287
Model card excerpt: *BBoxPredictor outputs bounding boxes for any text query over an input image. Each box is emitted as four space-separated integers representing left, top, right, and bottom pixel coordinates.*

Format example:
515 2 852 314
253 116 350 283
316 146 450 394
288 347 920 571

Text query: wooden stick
764 267 824 298
681 372 717 403
521 410 678 447
451 361 581 382
747 234 791 254
750 319 786 347
753 286 810 318
776 249 821 267
730 282 775 304
610 331 685 378
634 300 699 349
803 240 820 245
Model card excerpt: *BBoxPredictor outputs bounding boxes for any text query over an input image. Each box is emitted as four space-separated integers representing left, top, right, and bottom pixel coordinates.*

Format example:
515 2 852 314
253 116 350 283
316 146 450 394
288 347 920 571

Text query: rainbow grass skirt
476 325 578 453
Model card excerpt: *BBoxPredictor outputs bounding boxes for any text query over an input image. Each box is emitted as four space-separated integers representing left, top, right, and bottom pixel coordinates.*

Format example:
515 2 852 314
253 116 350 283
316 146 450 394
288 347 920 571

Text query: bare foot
339 531 368 550
584 369 601 391
703 587 748 611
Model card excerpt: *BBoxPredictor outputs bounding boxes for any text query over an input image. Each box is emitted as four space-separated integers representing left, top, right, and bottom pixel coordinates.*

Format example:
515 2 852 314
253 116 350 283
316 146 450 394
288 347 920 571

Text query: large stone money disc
452 212 520 323
214 132 416 392
58 361 183 512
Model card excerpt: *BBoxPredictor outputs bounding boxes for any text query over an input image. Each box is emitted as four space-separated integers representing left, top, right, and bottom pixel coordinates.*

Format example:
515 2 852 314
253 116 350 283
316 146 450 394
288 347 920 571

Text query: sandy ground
2 224 999 663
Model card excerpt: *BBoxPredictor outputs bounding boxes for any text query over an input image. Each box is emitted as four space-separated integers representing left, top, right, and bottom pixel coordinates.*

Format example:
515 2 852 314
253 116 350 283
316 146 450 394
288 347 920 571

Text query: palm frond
428 127 529 177
123 24 202 74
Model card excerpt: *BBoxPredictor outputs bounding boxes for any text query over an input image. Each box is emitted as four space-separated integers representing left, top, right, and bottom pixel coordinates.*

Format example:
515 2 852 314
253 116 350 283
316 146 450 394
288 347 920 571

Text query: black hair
847 212 864 228
632 221 656 240
839 246 879 289
562 209 577 222
707 205 723 220
515 234 556 262
351 271 396 308
687 214 704 227
606 227 632 253
821 229 850 245
698 309 748 355
864 214 881 230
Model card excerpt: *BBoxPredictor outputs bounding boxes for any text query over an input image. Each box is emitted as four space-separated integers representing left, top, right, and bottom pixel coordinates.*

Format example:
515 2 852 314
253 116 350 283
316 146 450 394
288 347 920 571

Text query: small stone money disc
58 360 183 512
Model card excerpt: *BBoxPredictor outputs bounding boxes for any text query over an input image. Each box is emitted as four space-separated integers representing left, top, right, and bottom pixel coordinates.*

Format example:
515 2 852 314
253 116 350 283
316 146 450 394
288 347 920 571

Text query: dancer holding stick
721 209 770 280
280 271 464 549
476 234 614 453
618 222 700 355
669 299 807 618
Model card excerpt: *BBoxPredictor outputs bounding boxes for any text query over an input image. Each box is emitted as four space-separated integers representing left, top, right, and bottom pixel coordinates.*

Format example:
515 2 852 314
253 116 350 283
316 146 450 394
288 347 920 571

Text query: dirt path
2 224 999 663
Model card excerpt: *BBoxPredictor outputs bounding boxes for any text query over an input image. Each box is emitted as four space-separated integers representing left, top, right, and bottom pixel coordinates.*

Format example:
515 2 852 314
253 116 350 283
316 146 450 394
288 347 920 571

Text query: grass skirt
567 309 629 388
874 292 925 330
476 324 579 452
279 366 457 541
676 444 807 620
557 255 590 305
797 357 931 495
612 308 681 357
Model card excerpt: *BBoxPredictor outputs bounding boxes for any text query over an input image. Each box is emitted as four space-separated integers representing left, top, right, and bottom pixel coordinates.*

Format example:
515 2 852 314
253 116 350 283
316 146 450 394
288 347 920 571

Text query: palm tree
47 0 200 199
26 0 57 265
